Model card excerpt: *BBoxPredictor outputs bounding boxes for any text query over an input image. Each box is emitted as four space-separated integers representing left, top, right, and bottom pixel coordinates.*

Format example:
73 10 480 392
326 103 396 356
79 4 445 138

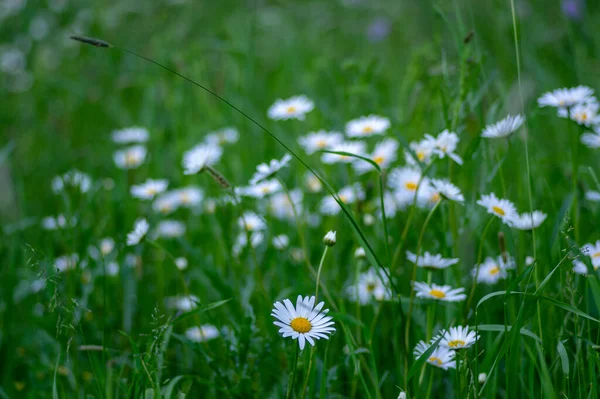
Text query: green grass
2 0 600 398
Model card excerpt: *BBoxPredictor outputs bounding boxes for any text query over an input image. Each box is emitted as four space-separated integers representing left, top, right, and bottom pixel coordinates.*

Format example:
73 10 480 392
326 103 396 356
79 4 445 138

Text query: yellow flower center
317 139 327 148
372 155 385 165
290 317 312 333
448 340 466 348
367 282 376 292
492 206 505 216
261 186 270 194
180 193 191 204
431 192 440 202
286 106 297 114
339 194 349 203
147 188 158 195
125 153 138 166
429 356 443 366
417 151 425 161
559 100 565 106
362 126 374 133
489 266 500 275
592 252 600 258
405 182 418 191
160 205 171 213
429 289 446 299
581 113 588 121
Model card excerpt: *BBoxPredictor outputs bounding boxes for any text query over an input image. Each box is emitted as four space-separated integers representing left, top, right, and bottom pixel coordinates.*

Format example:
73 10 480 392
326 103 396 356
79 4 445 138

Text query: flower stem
286 345 300 399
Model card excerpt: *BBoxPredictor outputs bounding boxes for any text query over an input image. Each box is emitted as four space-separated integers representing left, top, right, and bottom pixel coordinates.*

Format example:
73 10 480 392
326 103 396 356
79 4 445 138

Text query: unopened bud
397 392 407 399
354 247 366 259
323 231 337 247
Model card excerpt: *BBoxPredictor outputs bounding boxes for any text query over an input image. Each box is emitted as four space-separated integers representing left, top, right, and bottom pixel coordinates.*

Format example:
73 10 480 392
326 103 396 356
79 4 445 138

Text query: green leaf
473 324 542 343
53 354 60 399
319 150 381 173
171 298 232 324
539 296 599 323
556 340 570 375
407 335 443 382
162 376 187 399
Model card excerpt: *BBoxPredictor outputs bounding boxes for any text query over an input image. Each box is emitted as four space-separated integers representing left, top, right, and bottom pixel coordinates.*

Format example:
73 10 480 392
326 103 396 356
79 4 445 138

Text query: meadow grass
2 0 600 398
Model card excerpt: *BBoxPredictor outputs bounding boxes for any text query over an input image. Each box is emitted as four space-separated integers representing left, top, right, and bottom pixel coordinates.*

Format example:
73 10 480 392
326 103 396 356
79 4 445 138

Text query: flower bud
323 230 337 247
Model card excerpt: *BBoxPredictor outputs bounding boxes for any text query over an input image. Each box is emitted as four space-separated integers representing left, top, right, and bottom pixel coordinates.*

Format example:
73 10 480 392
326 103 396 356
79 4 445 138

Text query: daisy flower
508 211 548 230
268 189 303 220
581 240 600 269
238 212 266 232
353 138 399 174
413 282 466 302
426 130 463 165
346 115 390 137
298 130 344 154
376 191 400 218
406 251 459 270
436 326 479 350
538 86 594 108
239 179 282 198
413 340 457 370
249 154 292 185
430 179 464 203
88 237 116 260
182 143 223 175
477 193 517 223
320 184 365 215
127 218 149 246
155 220 186 238
481 115 525 139
232 231 264 256
105 262 119 277
152 192 181 214
321 141 367 164
570 102 600 126
585 190 600 202
273 234 290 250
172 187 204 208
405 138 435 165
51 170 92 193
572 260 588 275
113 145 147 169
271 295 336 350
204 127 239 146
175 257 188 270
388 167 431 209
347 267 392 304
170 295 199 311
130 179 169 200
581 131 600 149
471 255 515 285
304 172 323 193
185 325 220 343
54 253 79 273
41 214 76 230
268 95 314 121
111 126 149 144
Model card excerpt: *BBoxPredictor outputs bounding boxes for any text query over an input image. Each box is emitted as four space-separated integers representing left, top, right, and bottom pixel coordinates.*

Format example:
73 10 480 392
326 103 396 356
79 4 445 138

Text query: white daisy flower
113 145 147 169
175 257 188 270
581 240 600 269
105 262 119 277
89 237 116 260
508 211 548 230
581 130 600 149
51 170 92 194
476 193 517 223
273 234 290 250
538 86 595 108
298 130 344 154
525 256 535 266
570 102 600 126
585 190 600 202
54 253 79 273
130 179 169 200
204 127 239 146
572 260 588 275
436 326 479 350
304 172 323 193
321 141 367 164
471 255 514 285
249 154 292 185
426 130 463 165
232 231 264 257
406 251 459 270
430 179 464 203
271 295 336 350
126 218 149 246
182 143 223 175
238 212 266 232
353 138 399 174
268 95 314 121
376 191 400 218
388 167 432 209
320 184 365 215
268 189 303 221
481 115 525 139
152 192 181 214
347 267 392 304
413 282 466 302
155 220 186 238
238 179 282 198
111 126 149 144
413 340 457 370
172 187 204 208
346 115 390 137
405 138 436 165
41 214 76 230
171 295 199 311
185 325 220 343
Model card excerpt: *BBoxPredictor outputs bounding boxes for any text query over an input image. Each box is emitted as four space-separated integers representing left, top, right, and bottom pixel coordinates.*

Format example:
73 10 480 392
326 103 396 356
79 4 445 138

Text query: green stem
286 345 300 399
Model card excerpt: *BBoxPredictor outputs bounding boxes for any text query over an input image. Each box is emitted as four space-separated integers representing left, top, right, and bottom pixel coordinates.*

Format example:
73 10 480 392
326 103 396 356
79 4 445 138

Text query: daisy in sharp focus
353 138 399 174
346 115 390 137
413 340 457 370
204 127 239 146
127 218 149 246
346 267 393 304
130 179 169 200
111 126 149 144
508 211 548 230
425 130 463 165
268 95 314 120
406 250 459 270
321 141 367 164
538 86 595 109
113 145 147 169
477 193 517 224
481 115 525 139
430 179 465 203
298 130 344 154
436 326 479 350
319 184 365 215
413 282 466 302
249 154 292 185
271 295 336 350
182 143 223 175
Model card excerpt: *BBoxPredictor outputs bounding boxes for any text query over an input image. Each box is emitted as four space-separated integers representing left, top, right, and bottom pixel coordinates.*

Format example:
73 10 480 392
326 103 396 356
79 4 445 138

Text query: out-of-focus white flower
268 95 314 120
354 247 366 258
304 172 323 193
321 141 367 164
405 138 435 165
54 253 79 273
232 231 264 256
581 240 600 270
569 102 600 126
298 131 344 154
204 127 239 146
186 325 220 342
388 167 432 209
268 189 303 221
238 212 266 232
105 262 119 276
508 211 548 230
273 234 290 250
41 214 76 230
155 220 186 238
320 184 365 215
130 179 169 200
353 138 399 174
481 115 525 139
51 170 92 193
249 154 292 185
172 187 204 208
585 190 600 202
346 115 390 137
406 251 459 270
347 267 392 304
111 127 149 144
430 179 464 203
153 192 181 214
238 179 282 198
425 130 463 164
182 143 222 175
127 219 149 246
573 260 588 275
113 145 147 169
581 129 600 149
538 86 594 109
478 373 487 384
